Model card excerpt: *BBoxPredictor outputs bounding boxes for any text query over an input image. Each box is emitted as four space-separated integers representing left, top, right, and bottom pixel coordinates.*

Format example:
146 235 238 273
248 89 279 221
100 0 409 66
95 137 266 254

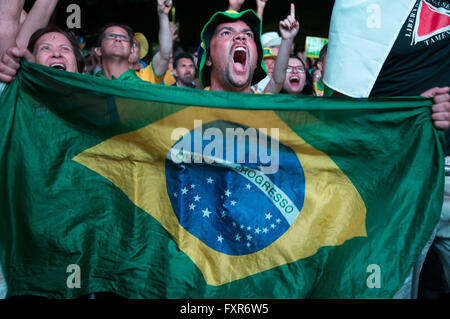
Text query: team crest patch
410 0 450 45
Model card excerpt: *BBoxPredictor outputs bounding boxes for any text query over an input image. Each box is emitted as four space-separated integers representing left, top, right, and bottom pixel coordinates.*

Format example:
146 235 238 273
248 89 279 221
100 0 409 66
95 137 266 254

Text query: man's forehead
214 20 252 33
104 26 128 34
178 58 194 64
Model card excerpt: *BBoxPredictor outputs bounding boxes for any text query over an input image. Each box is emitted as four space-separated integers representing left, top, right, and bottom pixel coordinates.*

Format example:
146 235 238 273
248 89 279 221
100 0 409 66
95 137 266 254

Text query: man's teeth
50 63 66 70
235 47 246 52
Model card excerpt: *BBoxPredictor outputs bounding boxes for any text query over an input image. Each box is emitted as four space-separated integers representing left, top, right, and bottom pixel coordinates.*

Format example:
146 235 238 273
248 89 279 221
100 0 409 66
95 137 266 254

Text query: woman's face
282 57 306 94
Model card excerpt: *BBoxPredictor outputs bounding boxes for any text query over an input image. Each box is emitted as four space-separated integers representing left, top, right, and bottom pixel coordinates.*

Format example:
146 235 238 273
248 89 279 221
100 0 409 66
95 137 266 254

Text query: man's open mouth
50 63 67 71
233 46 247 72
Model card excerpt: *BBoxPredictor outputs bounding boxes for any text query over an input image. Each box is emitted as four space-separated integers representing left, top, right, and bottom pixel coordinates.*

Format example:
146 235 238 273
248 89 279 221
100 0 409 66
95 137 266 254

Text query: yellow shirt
163 69 176 86
136 62 164 84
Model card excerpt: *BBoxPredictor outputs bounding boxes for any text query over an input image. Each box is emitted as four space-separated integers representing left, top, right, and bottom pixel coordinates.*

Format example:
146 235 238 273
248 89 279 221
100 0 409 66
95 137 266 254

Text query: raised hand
279 3 300 41
256 0 268 8
228 0 245 11
157 0 172 15
0 46 35 83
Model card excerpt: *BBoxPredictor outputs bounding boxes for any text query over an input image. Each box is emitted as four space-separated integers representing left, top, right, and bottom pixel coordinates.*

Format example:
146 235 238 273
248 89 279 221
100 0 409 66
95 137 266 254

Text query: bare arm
16 0 59 48
152 0 173 77
264 3 299 94
0 0 25 57
256 0 268 23
228 0 245 11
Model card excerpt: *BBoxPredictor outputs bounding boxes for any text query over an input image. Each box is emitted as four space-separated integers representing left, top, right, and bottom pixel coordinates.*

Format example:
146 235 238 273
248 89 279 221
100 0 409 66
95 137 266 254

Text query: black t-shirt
371 0 450 97
371 0 450 154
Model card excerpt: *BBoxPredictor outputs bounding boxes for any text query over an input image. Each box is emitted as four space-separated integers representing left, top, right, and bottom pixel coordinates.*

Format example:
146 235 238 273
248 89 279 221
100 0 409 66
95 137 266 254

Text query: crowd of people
0 0 326 97
0 0 449 299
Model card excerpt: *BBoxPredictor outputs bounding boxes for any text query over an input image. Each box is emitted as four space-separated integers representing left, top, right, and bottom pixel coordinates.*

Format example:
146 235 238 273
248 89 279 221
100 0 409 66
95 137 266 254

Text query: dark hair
97 23 134 47
281 55 315 96
27 25 85 73
318 43 328 63
173 52 195 69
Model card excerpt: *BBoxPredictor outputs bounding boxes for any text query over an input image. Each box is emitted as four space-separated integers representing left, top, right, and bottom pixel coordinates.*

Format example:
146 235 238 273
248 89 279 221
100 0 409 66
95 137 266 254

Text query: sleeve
136 62 165 84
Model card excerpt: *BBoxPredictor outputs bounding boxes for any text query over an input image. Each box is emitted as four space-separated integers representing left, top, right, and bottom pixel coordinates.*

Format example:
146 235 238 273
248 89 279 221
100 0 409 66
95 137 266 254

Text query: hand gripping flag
0 61 444 298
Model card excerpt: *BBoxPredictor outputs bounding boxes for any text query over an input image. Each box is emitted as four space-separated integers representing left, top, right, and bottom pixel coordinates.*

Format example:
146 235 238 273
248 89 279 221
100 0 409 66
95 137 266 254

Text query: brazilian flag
0 61 444 298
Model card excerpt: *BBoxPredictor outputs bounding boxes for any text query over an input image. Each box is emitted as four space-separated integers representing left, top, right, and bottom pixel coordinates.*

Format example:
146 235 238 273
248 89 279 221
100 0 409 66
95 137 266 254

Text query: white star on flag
265 212 272 220
189 203 196 210
193 195 201 202
181 187 188 195
224 189 231 197
202 208 212 218
206 177 214 184
217 235 223 243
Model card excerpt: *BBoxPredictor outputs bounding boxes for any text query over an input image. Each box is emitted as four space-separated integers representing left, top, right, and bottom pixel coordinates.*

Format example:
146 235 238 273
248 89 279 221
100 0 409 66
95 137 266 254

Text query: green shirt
96 69 144 82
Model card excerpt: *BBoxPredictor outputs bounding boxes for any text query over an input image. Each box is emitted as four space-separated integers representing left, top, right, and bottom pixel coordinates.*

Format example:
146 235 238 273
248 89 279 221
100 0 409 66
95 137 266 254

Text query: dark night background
24 0 334 54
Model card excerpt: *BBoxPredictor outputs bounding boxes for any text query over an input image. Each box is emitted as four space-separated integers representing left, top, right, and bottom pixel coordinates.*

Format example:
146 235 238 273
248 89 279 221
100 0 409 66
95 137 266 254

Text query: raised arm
264 3 299 94
0 0 25 57
16 0 59 48
256 0 268 23
228 0 245 12
152 0 173 77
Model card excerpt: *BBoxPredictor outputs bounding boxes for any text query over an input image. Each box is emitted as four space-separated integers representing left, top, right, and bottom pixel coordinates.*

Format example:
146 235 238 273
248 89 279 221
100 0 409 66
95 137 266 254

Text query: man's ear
206 55 212 67
94 47 101 57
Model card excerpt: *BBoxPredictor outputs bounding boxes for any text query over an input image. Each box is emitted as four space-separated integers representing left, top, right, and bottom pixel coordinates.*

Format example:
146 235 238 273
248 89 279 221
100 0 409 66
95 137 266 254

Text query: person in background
311 43 327 96
137 0 173 83
172 52 196 88
262 4 301 94
0 0 59 57
129 32 149 71
252 47 276 92
279 55 314 95
261 31 281 56
0 25 84 83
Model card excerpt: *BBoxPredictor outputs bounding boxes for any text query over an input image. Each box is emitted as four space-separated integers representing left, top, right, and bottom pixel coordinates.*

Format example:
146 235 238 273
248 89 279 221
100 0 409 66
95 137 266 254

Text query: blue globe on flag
166 120 305 256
